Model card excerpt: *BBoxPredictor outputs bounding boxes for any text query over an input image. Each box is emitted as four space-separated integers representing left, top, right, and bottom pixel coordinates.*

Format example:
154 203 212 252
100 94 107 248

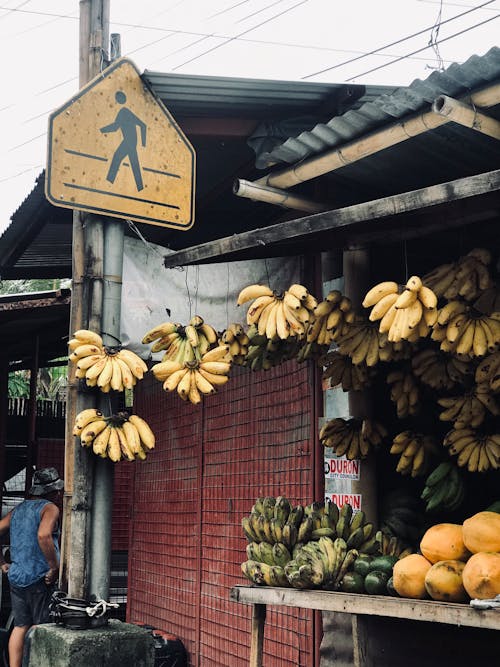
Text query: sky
0 0 499 233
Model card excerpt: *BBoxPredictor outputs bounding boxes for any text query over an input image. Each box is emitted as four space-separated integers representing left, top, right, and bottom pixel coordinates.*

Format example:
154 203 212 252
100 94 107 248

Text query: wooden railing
7 398 66 419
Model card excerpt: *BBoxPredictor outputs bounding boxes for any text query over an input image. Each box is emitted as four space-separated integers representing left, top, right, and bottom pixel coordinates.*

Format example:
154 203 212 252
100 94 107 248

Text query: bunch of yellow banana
362 277 438 343
241 497 304 549
73 409 154 462
390 431 440 477
243 325 300 371
444 428 500 472
475 351 500 393
68 328 104 352
241 560 289 587
305 290 355 347
438 387 499 429
237 283 318 340
320 418 387 460
378 333 412 362
151 345 231 404
431 301 500 357
335 319 383 366
386 369 420 418
245 540 292 569
70 342 147 392
142 315 219 362
219 323 249 364
422 248 493 301
320 351 373 391
411 347 472 391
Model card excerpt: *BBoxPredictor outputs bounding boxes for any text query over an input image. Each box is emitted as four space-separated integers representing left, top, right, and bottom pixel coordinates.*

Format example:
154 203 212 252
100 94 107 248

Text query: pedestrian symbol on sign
100 90 147 191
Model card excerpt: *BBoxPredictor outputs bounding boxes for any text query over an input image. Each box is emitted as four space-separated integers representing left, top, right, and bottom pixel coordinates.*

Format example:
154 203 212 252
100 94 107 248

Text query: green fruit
386 576 399 597
364 570 389 595
339 572 365 594
486 501 500 514
353 555 372 577
368 555 398 576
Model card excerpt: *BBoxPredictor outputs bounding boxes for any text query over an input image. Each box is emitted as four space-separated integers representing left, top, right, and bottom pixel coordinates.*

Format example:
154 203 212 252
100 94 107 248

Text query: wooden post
249 604 266 667
62 0 109 599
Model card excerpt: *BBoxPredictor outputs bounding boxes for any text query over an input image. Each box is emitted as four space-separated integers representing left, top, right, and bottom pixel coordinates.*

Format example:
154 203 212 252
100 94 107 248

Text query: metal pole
89 219 125 599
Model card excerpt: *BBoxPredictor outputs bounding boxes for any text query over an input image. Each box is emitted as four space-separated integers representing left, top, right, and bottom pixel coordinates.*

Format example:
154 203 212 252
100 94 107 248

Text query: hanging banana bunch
320 351 373 392
437 386 499 429
319 418 387 460
335 318 383 367
73 409 154 462
142 315 219 364
237 283 318 340
411 347 472 391
444 427 500 472
390 431 440 478
386 368 421 418
305 290 355 346
422 248 493 302
69 329 147 392
151 345 231 404
219 323 250 365
431 301 500 357
475 351 500 393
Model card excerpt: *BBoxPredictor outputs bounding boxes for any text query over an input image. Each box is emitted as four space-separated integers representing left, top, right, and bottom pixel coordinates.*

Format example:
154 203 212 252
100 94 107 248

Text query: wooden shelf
230 585 500 631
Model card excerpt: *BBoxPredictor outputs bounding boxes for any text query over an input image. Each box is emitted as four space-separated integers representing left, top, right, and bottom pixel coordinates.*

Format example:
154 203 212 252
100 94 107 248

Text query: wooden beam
230 586 500 631
163 169 500 268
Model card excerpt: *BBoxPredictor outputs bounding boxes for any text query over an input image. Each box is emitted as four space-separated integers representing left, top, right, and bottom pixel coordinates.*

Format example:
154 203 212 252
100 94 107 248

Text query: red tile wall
127 360 317 667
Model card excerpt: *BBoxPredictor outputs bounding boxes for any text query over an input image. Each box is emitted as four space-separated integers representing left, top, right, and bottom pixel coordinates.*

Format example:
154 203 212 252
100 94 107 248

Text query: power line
302 0 497 79
346 12 499 81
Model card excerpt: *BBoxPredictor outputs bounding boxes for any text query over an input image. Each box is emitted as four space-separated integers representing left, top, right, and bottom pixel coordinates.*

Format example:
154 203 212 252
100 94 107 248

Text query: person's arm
0 512 11 574
38 504 60 585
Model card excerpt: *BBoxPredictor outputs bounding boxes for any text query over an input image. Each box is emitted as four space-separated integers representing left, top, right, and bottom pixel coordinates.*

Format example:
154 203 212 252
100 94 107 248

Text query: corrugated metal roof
258 46 500 168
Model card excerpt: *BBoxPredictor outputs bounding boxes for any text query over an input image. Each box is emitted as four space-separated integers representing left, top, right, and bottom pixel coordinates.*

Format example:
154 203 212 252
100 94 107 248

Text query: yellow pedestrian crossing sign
46 58 195 230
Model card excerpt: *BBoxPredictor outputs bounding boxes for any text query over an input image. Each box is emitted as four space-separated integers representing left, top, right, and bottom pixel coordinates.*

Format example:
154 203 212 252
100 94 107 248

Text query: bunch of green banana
305 290 355 347
386 368 420 418
390 431 440 478
151 345 231 404
444 428 500 472
142 315 219 362
73 409 154 462
284 537 359 590
241 497 303 549
438 386 499 429
431 301 500 357
219 323 249 365
245 540 292 568
475 351 500 393
243 324 300 371
241 560 289 586
319 418 388 460
237 282 318 340
420 461 465 513
320 351 373 391
295 340 329 363
411 347 472 391
335 318 384 367
362 277 438 343
422 248 493 301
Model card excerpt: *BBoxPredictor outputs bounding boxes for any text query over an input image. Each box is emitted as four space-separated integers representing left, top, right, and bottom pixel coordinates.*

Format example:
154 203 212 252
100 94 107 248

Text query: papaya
424 560 468 603
462 511 500 554
462 552 500 600
419 523 470 564
392 554 432 599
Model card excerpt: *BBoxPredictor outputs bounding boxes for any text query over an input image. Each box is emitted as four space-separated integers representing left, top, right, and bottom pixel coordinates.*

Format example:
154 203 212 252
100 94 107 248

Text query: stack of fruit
340 553 399 596
73 408 155 462
393 509 500 602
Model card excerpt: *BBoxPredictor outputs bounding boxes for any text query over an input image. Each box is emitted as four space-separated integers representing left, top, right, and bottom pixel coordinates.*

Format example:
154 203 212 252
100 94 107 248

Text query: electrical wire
345 12 499 81
302 0 497 79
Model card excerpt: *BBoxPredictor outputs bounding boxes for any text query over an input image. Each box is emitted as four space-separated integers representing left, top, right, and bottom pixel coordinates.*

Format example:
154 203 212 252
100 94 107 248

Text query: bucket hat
29 467 64 496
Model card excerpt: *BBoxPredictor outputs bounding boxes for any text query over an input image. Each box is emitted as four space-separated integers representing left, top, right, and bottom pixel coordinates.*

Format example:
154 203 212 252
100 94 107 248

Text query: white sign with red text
324 456 360 481
325 493 363 511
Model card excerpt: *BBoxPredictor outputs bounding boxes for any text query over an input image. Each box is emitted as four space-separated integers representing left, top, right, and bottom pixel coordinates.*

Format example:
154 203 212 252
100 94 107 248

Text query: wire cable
302 0 497 79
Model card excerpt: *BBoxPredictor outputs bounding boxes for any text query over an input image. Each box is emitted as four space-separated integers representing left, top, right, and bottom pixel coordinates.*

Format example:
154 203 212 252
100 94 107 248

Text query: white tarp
121 236 301 360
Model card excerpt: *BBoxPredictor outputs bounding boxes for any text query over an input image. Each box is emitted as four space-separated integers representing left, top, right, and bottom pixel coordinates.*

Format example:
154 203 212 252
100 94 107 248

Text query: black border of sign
45 57 196 230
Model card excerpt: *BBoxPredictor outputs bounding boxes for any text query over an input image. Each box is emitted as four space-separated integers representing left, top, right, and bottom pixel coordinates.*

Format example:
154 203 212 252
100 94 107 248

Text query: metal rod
89 219 125 601
432 94 500 140
233 179 328 213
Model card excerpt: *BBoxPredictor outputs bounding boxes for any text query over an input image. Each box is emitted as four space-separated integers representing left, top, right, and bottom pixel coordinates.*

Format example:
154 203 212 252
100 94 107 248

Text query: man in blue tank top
0 467 63 667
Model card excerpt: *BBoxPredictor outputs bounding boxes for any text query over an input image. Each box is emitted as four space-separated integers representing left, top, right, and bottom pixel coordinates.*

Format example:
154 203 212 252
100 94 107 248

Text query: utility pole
63 0 111 600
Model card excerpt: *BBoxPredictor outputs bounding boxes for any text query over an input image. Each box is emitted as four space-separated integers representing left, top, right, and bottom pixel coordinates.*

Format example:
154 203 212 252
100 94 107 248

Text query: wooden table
230 585 500 667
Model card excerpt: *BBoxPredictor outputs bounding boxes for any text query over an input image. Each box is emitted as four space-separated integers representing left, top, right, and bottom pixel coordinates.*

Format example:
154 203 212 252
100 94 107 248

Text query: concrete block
26 619 155 666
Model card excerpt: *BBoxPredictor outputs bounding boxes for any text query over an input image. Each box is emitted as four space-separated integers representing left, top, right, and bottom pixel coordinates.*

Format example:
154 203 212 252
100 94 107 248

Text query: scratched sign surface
46 58 195 229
